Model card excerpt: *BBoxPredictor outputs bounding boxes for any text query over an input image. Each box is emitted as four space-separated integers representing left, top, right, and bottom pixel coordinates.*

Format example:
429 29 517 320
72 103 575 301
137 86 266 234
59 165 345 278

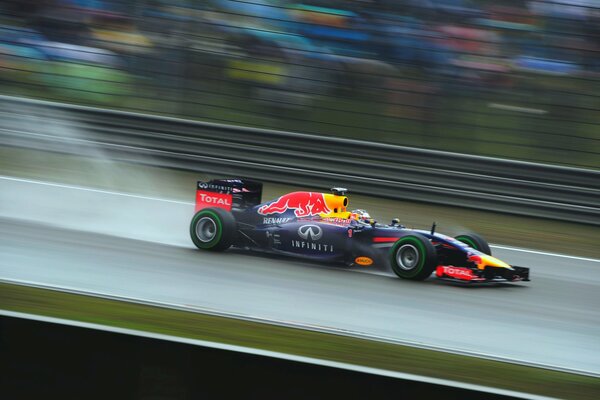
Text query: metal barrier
1 95 598 225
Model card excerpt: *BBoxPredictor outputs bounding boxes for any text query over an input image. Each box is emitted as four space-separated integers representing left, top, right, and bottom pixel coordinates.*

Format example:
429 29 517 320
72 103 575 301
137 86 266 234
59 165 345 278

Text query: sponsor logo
468 254 483 266
292 225 333 252
354 257 373 266
290 240 334 252
436 266 473 280
262 217 291 225
198 193 231 206
258 192 331 217
266 231 281 245
197 182 233 193
195 190 233 212
298 225 323 241
322 217 351 225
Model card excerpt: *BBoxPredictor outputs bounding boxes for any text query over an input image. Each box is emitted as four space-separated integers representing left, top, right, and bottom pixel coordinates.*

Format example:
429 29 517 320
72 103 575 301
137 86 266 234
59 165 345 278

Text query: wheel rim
396 244 419 270
195 217 217 243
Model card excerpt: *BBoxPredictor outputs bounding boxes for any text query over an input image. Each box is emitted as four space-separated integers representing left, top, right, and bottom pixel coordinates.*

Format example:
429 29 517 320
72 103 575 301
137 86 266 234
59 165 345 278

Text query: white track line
0 175 193 205
491 244 600 263
2 175 598 263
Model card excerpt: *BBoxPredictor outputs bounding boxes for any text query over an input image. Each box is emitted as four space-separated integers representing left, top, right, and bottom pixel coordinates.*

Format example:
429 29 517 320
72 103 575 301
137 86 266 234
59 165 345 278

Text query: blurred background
1 3 600 396
0 0 598 167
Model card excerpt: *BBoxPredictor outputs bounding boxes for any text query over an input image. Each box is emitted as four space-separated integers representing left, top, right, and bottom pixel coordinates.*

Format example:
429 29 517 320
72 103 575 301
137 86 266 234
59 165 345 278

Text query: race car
189 179 530 284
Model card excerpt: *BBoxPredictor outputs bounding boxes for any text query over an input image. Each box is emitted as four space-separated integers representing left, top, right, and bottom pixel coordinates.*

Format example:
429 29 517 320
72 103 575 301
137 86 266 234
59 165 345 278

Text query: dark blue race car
190 179 530 284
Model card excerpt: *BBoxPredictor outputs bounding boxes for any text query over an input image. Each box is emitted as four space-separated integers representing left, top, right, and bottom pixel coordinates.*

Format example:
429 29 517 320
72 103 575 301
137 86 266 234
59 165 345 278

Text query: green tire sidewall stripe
456 236 478 250
192 210 223 249
391 236 427 277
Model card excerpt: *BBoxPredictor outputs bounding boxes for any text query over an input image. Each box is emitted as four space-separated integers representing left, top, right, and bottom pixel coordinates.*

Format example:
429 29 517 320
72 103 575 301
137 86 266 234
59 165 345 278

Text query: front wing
435 265 530 284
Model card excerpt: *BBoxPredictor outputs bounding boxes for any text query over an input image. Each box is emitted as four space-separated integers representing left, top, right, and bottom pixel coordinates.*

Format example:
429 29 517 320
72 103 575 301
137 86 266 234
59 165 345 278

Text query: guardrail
1 95 598 225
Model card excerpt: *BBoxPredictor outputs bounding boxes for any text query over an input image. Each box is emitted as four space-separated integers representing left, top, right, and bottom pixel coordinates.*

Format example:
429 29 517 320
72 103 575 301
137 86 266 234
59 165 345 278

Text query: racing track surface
1 176 599 375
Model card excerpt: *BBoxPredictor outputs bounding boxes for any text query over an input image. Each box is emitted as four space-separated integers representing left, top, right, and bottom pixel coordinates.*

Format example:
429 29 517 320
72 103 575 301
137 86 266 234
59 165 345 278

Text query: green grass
1 282 598 400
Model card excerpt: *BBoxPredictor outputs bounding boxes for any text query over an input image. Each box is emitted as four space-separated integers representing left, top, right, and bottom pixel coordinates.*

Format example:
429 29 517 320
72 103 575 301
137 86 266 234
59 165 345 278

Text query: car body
190 179 530 284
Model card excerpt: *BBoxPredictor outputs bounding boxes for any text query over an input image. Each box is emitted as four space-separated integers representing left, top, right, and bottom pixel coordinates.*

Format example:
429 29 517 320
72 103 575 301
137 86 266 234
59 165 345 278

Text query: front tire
190 208 236 251
390 234 437 280
455 233 491 255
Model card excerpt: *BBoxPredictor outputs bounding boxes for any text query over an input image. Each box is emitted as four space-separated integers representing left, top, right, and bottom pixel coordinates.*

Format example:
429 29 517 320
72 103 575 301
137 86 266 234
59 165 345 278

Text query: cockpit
318 188 373 224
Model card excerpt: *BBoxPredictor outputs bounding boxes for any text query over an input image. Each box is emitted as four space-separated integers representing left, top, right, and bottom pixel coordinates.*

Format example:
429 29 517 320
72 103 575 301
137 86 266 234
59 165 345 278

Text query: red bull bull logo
258 192 331 217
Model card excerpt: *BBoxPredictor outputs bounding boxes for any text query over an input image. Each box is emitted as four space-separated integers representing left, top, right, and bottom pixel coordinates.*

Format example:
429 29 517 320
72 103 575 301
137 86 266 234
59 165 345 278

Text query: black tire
455 232 491 255
389 234 438 280
190 208 236 251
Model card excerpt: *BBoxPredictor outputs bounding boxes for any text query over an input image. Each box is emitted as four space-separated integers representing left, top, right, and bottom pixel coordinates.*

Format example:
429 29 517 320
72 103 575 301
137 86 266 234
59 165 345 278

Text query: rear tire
390 234 437 280
455 233 491 255
190 208 236 251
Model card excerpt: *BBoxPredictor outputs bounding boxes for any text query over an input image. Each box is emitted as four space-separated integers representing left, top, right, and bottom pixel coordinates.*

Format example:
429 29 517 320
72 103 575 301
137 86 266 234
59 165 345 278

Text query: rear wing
195 179 263 212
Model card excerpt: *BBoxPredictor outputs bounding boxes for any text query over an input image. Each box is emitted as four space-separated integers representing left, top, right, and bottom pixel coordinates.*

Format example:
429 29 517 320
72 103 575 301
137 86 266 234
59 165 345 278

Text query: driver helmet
351 209 371 222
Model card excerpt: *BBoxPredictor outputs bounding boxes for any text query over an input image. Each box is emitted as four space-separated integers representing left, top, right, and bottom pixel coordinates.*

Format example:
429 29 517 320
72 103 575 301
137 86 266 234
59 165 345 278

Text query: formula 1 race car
189 179 530 284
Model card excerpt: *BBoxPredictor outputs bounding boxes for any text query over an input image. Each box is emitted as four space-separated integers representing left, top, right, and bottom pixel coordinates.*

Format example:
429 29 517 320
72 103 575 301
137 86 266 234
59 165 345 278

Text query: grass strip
1 282 598 400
